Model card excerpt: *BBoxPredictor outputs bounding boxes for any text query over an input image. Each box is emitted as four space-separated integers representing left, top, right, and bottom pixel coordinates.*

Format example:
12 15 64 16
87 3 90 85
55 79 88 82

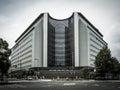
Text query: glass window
48 15 74 67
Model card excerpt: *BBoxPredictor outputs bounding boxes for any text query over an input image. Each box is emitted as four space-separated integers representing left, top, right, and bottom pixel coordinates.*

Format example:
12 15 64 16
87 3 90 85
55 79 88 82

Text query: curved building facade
10 12 107 76
48 14 74 67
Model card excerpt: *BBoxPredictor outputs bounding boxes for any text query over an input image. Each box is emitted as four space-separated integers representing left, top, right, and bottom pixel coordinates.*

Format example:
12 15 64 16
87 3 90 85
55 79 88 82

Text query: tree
0 38 11 81
94 46 111 78
81 67 90 79
110 57 120 79
22 69 35 78
28 69 34 76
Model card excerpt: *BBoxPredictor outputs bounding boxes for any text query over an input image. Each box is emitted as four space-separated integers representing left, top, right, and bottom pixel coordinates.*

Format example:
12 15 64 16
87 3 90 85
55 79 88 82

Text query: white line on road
39 79 52 82
93 84 100 87
63 83 76 86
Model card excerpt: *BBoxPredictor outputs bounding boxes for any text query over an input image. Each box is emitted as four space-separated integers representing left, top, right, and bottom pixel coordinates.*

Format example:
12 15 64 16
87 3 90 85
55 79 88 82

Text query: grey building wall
33 17 43 67
10 28 33 71
78 19 89 66
10 12 107 72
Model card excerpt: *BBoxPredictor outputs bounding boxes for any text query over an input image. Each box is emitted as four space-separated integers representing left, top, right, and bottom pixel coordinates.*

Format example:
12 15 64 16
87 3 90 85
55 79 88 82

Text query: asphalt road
0 80 120 90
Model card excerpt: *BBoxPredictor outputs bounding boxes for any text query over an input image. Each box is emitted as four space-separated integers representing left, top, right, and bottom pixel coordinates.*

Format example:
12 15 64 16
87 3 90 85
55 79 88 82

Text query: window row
18 39 32 51
12 32 32 50
87 26 102 39
90 44 100 51
18 31 33 45
21 60 32 65
90 53 96 57
11 45 32 60
90 48 98 54
19 55 32 62
11 60 19 65
19 50 32 59
21 64 32 69
90 58 95 61
90 32 106 46
11 39 32 56
90 38 102 48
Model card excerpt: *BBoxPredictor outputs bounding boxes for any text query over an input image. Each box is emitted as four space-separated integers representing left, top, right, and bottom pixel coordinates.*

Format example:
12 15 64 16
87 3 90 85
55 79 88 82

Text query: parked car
27 76 33 80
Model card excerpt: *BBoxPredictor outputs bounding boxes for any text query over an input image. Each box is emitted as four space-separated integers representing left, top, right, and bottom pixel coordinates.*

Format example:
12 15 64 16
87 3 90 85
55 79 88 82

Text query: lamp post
94 68 96 79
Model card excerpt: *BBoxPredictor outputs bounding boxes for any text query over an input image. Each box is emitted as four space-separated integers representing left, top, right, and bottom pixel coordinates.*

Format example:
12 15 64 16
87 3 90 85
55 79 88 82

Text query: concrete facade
10 12 107 72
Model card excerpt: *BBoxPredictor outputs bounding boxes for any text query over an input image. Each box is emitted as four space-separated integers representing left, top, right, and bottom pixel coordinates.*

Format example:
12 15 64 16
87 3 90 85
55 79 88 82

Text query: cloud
0 0 120 61
107 22 120 60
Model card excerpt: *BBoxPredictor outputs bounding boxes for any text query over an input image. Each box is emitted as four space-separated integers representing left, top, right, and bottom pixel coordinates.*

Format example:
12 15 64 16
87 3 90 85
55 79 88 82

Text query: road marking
38 79 52 82
63 83 76 86
94 84 100 87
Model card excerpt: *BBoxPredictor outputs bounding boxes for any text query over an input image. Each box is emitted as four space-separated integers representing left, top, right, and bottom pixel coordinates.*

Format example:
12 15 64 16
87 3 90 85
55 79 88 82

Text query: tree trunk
1 73 8 83
1 73 4 81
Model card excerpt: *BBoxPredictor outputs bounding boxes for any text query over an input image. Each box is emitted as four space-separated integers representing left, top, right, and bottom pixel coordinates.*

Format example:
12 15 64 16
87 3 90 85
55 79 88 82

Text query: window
48 15 74 67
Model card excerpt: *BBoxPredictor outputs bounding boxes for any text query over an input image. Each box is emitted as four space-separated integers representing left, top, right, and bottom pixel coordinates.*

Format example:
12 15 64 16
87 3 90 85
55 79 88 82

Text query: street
0 80 120 90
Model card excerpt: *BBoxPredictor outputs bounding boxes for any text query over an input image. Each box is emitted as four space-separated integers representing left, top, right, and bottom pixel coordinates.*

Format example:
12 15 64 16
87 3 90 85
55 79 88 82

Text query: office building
10 12 107 77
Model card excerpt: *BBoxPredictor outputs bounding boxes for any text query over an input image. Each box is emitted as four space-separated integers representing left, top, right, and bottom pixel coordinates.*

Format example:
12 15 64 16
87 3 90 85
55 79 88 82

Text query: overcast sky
0 0 120 61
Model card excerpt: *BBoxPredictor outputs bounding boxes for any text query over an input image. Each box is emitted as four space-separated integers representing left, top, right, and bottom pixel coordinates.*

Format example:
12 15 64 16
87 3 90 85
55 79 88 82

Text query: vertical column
87 29 90 66
32 28 35 67
43 13 48 67
74 12 79 67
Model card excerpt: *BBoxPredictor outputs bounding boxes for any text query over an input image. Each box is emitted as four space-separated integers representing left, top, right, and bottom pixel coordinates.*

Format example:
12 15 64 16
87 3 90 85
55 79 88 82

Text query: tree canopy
0 38 11 81
95 46 120 79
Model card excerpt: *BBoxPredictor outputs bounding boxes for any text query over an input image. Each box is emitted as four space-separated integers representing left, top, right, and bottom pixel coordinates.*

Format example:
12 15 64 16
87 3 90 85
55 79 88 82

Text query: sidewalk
5 79 120 83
